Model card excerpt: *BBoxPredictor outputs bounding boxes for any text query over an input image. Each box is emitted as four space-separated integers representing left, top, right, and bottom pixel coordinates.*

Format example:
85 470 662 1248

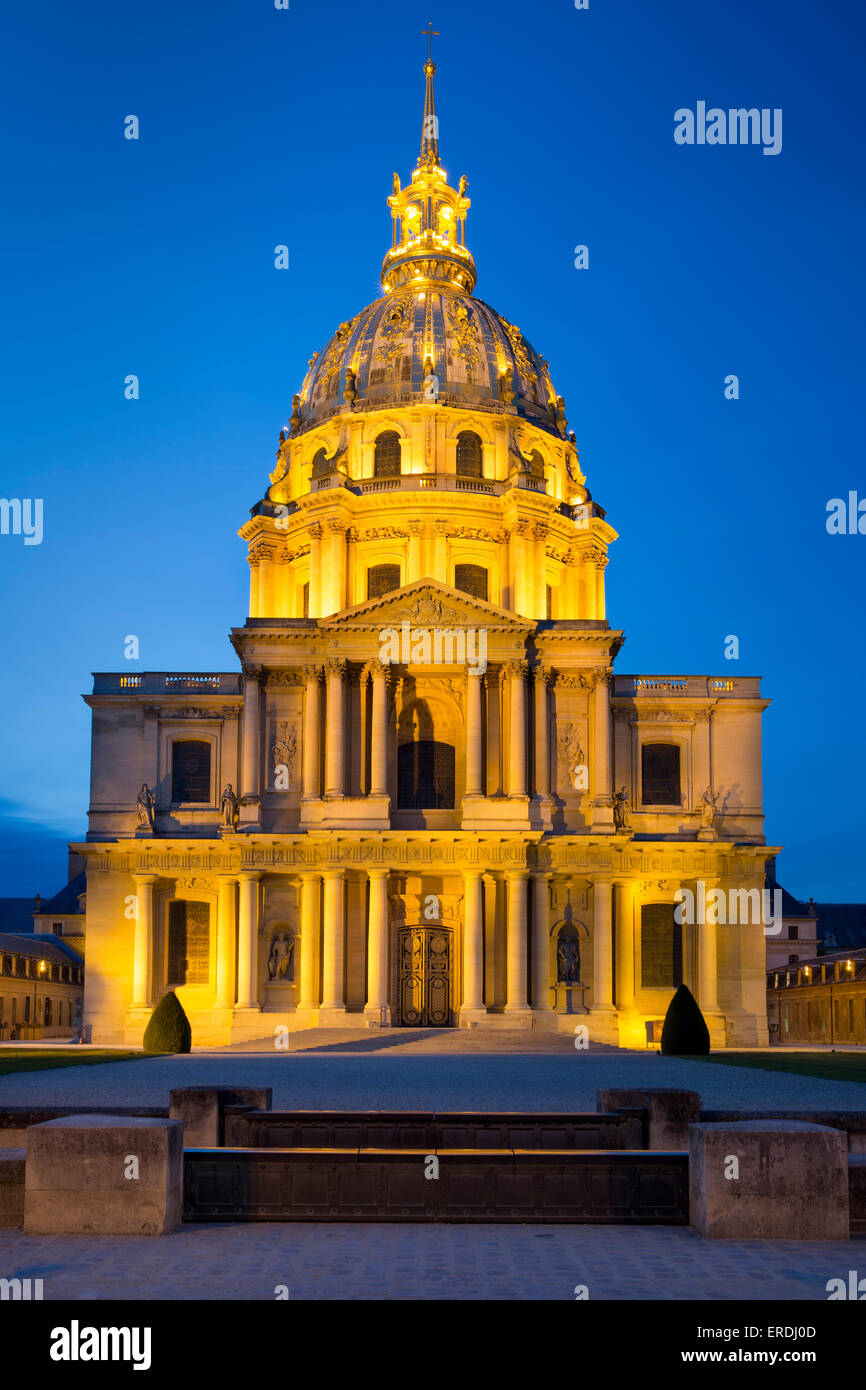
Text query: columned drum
396 925 453 1026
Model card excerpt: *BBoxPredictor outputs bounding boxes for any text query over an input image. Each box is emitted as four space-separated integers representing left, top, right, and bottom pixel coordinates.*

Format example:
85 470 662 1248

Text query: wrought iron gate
396 925 453 1026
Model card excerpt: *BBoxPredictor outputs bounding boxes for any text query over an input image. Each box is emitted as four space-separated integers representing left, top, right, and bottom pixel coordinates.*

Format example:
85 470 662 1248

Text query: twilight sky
1 0 864 899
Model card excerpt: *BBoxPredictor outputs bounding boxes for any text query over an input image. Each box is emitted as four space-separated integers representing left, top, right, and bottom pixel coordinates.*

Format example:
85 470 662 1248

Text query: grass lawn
0 1049 149 1076
682 1051 866 1085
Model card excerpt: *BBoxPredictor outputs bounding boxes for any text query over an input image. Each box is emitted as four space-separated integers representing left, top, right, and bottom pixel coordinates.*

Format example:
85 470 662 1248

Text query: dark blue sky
1 0 863 900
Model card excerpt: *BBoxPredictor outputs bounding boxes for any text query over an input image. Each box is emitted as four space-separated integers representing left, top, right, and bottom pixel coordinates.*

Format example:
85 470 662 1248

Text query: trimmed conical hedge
660 983 710 1055
142 990 192 1054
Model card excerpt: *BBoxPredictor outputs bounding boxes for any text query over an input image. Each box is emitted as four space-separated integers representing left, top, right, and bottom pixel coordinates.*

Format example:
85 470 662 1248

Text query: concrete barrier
169 1087 272 1147
689 1119 849 1240
0 1148 25 1229
24 1115 183 1236
597 1089 701 1149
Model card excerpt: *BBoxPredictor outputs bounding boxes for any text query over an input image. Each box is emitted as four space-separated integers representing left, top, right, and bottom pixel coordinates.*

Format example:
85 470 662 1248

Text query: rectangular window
789 924 799 940
641 743 681 805
640 903 683 989
171 740 212 803
167 900 211 986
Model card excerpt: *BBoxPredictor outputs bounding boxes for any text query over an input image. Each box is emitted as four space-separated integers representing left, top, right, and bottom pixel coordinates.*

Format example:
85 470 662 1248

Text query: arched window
311 447 329 477
456 430 483 478
453 564 488 602
374 431 402 477
398 741 455 809
528 450 545 477
640 904 683 988
367 564 401 599
171 741 211 804
641 743 681 806
167 900 211 986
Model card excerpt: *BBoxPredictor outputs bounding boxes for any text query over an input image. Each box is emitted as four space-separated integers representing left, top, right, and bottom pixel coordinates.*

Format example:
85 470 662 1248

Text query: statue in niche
613 785 631 831
267 933 295 982
219 783 239 829
557 936 581 984
700 785 720 828
136 784 155 831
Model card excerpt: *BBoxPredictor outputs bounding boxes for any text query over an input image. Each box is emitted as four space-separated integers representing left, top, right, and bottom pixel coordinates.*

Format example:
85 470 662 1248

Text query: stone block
169 1086 271 1147
849 1155 866 1235
690 1120 849 1240
24 1115 183 1236
597 1088 701 1149
0 1148 26 1229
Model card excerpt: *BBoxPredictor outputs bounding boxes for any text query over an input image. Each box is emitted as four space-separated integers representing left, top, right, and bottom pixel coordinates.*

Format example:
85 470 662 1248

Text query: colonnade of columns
129 866 559 1020
286 659 611 807
130 868 721 1023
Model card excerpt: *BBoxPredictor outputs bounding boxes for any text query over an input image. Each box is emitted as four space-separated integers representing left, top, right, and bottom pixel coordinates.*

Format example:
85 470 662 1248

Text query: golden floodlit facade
77 60 775 1048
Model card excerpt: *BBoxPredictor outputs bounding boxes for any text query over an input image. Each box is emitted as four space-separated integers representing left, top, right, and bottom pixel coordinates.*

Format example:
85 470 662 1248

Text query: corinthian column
324 659 346 798
302 665 323 800
532 873 553 1013
370 664 390 797
298 872 321 1012
364 868 391 1023
320 869 346 1017
505 871 531 1015
240 668 263 823
507 661 528 797
464 671 484 797
459 868 485 1024
131 874 156 1008
533 667 550 798
216 876 237 1009
236 873 262 1011
591 667 614 831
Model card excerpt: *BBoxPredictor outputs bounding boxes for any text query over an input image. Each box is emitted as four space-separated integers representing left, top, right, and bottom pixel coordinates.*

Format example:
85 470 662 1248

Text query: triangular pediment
319 579 534 631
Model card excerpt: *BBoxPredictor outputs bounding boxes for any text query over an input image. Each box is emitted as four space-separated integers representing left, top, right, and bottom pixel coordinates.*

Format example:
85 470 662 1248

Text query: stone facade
75 66 776 1050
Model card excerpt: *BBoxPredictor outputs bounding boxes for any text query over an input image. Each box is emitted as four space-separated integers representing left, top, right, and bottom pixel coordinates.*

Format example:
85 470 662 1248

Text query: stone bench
689 1119 849 1239
597 1088 701 1149
24 1115 183 1236
169 1087 271 1147
0 1148 26 1229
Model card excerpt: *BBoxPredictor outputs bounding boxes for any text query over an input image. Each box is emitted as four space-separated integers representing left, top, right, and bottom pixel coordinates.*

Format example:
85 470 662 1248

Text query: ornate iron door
397 925 453 1026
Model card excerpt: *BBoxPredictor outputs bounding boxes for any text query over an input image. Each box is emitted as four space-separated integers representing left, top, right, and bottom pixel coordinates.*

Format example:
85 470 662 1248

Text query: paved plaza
2 1032 865 1112
1 1222 861 1301
2 1035 864 1300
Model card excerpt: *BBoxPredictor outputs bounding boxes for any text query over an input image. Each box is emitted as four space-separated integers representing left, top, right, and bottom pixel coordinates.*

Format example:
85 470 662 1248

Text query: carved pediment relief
319 580 534 632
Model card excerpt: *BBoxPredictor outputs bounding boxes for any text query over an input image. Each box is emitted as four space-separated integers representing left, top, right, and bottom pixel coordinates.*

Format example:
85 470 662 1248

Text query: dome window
374 431 402 478
456 431 483 479
367 564 401 600
454 564 488 602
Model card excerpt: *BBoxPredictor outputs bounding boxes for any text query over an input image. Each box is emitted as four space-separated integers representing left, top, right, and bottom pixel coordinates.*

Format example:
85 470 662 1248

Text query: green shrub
142 991 192 1054
660 983 710 1055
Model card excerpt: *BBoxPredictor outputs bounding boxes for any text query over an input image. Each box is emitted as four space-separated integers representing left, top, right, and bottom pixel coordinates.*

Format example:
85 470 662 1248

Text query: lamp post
34 958 47 1039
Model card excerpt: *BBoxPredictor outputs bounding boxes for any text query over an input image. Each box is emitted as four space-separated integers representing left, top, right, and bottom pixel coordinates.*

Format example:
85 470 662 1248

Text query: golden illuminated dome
291 50 567 442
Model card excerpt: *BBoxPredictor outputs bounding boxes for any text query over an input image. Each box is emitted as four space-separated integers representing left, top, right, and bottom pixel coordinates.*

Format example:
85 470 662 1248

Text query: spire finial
420 21 440 164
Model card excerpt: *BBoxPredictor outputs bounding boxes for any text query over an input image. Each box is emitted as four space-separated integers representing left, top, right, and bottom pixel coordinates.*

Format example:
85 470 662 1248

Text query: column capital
461 867 484 882
132 872 158 887
505 868 530 882
304 663 325 683
367 867 390 882
326 657 347 678
322 866 347 881
237 871 263 885
503 659 529 680
242 664 264 683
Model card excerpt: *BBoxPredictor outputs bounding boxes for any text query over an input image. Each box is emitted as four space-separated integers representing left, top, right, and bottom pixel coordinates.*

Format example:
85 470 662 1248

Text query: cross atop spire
420 21 440 164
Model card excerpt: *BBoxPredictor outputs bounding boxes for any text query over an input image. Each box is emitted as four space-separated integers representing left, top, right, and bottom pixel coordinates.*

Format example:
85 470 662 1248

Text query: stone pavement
2 1037 865 1111
1 1223 861 1300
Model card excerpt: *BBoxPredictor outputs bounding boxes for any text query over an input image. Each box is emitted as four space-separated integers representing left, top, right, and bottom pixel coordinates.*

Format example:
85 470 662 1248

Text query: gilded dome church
77 52 775 1047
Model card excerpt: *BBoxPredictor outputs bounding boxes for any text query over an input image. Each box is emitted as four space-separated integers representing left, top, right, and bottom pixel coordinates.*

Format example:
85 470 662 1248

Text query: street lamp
34 959 47 1038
